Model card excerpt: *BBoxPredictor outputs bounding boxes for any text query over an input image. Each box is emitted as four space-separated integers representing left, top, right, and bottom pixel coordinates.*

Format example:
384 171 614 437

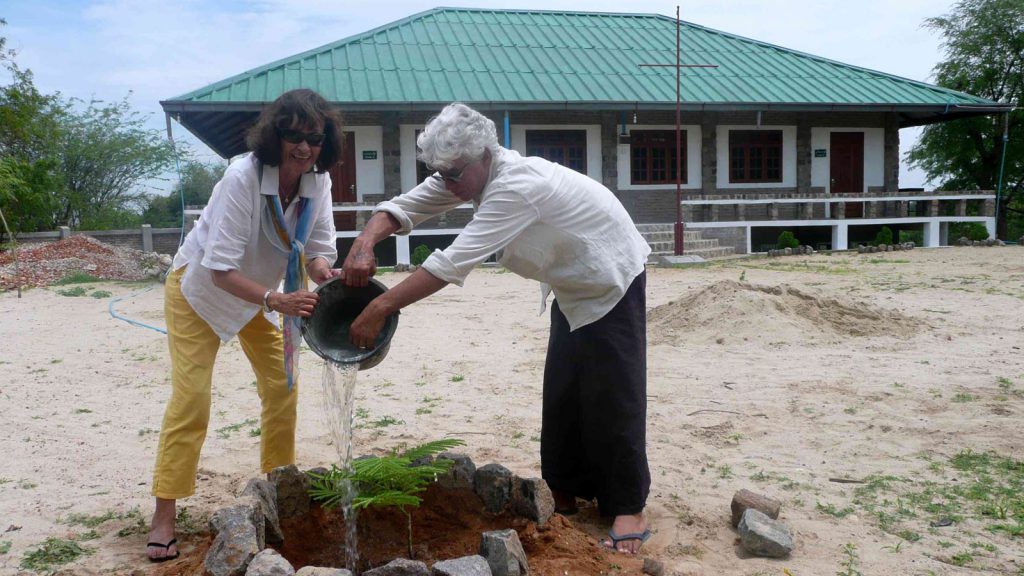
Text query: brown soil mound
0 235 165 290
151 484 640 575
648 279 921 345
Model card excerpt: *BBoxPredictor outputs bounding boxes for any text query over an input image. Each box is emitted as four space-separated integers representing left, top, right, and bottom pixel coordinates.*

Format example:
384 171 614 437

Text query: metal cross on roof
639 6 718 256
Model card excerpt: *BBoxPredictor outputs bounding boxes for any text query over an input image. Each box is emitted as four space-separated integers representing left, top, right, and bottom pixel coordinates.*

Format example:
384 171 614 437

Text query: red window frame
729 130 782 183
526 130 587 174
630 130 686 185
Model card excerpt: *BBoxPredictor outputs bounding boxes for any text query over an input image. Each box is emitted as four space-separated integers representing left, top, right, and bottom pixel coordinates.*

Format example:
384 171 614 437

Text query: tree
57 96 178 229
908 0 1024 240
141 160 225 228
0 20 64 240
1 18 179 233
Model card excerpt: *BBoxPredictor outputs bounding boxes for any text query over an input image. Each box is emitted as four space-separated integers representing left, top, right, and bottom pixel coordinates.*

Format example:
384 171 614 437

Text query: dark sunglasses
280 129 325 146
431 158 479 184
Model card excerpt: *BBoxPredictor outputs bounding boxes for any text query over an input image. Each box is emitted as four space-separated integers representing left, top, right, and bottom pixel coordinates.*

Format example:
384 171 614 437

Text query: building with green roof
162 7 1010 258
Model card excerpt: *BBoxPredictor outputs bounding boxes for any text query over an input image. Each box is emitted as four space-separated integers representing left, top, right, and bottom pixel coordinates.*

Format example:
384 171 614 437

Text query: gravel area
0 235 171 290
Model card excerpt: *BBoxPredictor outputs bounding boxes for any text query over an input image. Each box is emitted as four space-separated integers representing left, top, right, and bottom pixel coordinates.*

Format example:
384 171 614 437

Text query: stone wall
14 226 182 255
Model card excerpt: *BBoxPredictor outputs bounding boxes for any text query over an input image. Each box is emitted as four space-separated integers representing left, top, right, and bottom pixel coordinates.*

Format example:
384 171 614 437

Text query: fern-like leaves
308 438 466 511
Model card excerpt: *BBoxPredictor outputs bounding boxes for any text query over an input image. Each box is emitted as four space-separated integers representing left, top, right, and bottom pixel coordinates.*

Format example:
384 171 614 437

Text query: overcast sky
3 0 959 194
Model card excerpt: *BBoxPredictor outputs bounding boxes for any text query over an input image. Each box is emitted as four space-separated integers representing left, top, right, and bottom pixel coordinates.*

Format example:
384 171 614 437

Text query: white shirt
375 147 650 330
172 153 338 341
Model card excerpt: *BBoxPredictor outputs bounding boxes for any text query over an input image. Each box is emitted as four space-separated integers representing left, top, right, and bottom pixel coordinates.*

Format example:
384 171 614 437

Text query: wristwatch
262 290 274 313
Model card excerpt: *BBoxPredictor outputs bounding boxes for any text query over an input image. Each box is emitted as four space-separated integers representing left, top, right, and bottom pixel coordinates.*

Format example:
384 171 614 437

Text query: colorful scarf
264 192 313 391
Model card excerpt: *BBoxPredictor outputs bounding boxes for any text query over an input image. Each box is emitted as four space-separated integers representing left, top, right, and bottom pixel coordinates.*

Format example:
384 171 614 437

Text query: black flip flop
147 538 180 562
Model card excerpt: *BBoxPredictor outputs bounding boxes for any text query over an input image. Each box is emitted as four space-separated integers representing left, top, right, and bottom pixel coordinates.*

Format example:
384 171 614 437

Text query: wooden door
830 132 864 218
328 132 356 230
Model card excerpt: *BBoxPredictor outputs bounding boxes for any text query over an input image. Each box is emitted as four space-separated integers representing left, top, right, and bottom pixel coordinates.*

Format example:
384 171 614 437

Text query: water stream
320 360 360 572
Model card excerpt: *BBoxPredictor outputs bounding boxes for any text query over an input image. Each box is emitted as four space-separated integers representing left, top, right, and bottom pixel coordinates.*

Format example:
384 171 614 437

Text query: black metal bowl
301 276 398 370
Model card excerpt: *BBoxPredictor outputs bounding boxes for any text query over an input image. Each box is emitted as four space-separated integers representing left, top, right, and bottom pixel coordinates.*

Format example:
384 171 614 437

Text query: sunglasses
431 158 479 184
280 128 325 146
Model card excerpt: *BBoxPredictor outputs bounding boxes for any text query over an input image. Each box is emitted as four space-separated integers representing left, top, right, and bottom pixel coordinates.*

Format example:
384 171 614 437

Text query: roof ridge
667 16 984 103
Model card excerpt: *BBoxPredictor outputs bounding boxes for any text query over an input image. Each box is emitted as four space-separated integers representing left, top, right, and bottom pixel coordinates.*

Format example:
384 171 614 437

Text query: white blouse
172 153 338 341
375 147 649 330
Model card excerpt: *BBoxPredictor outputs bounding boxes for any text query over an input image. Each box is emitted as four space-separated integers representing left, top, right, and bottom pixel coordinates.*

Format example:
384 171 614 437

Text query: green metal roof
162 7 1010 157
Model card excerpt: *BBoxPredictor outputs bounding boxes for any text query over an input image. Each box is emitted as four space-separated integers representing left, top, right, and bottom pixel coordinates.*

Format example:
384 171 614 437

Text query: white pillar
924 220 941 247
832 223 848 250
745 226 752 254
396 235 410 265
984 218 996 239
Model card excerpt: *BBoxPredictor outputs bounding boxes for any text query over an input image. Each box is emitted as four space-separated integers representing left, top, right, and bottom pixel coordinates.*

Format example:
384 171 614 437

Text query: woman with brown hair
146 89 343 561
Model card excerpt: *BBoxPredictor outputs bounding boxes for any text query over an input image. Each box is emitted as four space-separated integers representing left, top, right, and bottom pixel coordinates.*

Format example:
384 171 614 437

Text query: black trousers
540 271 650 517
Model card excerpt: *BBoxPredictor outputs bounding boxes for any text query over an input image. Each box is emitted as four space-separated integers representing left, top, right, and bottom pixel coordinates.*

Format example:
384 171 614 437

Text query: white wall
716 125 798 189
810 127 885 192
348 126 384 200
616 124 702 191
399 124 425 194
510 124 603 182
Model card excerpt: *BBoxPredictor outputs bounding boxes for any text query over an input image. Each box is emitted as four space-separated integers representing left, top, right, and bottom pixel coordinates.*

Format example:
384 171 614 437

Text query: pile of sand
647 279 922 346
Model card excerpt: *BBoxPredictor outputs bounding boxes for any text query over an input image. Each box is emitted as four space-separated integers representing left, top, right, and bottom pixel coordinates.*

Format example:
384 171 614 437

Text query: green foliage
0 540 10 555
52 272 102 285
898 229 923 246
309 438 465 558
949 221 991 241
309 438 465 511
20 537 93 572
0 23 179 236
141 160 224 227
410 244 431 266
56 286 88 297
776 230 799 249
909 0 1024 240
873 226 894 246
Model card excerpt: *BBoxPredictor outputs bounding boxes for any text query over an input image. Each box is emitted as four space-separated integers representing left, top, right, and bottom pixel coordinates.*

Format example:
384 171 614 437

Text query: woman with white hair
342 102 651 553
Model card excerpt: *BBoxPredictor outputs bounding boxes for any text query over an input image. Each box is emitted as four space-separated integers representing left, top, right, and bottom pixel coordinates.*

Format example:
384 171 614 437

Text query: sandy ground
1 246 1022 575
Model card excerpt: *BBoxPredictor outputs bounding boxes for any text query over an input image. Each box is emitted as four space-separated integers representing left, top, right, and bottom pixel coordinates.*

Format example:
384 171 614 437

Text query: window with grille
526 130 587 173
630 130 686 184
729 130 782 183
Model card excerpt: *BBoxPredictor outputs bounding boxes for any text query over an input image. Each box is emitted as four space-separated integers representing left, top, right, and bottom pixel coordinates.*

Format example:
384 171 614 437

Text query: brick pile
0 235 169 291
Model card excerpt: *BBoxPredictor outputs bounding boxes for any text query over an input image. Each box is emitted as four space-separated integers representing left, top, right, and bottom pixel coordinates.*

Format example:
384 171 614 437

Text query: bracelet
262 290 274 313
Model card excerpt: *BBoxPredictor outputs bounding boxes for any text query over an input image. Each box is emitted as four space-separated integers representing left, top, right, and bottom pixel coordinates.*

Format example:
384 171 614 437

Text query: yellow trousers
152 266 297 499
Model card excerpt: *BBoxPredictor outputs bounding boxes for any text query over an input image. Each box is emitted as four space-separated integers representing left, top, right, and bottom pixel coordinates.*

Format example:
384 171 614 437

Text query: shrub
776 231 799 249
410 244 431 266
949 222 990 242
874 226 894 246
898 230 923 246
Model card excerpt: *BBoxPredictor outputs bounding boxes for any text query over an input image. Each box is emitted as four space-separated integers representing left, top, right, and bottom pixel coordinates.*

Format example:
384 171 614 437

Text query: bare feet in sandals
600 512 649 554
146 498 179 562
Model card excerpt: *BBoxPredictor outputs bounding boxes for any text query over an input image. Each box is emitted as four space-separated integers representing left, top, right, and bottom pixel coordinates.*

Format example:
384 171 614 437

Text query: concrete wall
15 227 182 255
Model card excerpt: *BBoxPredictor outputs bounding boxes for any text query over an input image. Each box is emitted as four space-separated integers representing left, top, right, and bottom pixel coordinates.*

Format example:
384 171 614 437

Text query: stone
245 549 295 576
205 504 261 576
474 464 514 514
737 509 794 558
731 489 781 527
783 247 792 256
480 529 529 576
431 555 493 576
437 453 476 490
642 557 666 576
269 464 310 520
242 478 284 547
363 558 430 576
296 567 354 576
511 477 554 525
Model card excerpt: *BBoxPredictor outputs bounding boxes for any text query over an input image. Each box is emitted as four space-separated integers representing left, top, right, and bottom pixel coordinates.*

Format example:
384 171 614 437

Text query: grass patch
62 510 116 528
816 501 855 518
20 537 93 572
849 450 1024 542
91 290 112 299
215 417 259 439
0 541 10 554
52 272 103 285
57 286 89 297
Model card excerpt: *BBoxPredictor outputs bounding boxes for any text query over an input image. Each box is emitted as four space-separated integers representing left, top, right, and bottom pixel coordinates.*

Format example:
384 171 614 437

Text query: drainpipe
504 110 510 148
994 112 1009 238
